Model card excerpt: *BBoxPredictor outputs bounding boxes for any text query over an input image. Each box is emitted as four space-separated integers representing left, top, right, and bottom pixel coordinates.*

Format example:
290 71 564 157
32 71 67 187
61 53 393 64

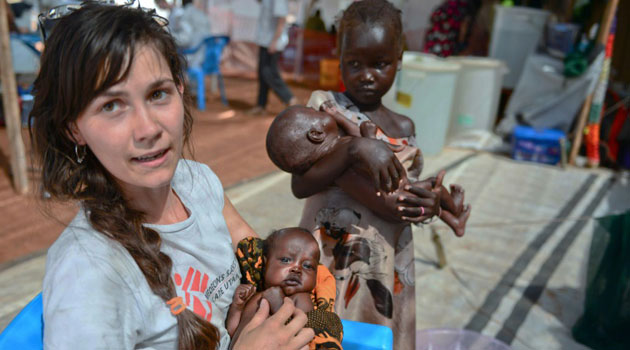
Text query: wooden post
431 227 447 269
568 0 619 165
0 0 29 194
569 94 593 164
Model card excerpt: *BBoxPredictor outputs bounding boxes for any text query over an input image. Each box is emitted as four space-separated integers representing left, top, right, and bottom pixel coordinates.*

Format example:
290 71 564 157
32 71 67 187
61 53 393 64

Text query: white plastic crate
489 5 550 89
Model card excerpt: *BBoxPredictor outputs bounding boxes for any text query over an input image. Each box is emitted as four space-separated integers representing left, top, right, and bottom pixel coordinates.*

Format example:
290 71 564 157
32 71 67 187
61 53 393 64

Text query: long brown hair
30 4 219 349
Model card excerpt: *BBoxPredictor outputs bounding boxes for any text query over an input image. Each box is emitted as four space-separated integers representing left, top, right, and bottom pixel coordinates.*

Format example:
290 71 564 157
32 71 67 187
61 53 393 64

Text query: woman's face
71 44 185 196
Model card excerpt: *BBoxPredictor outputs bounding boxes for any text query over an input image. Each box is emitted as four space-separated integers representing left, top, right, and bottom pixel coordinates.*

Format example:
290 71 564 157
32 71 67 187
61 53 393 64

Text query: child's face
340 22 401 108
264 229 320 296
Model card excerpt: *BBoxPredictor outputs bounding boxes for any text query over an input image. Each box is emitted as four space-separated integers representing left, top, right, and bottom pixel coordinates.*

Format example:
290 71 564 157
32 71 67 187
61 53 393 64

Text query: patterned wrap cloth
236 237 343 350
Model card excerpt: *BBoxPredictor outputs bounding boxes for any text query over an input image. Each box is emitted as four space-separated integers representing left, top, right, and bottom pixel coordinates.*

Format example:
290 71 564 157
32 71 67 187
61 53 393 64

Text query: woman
30 3 313 349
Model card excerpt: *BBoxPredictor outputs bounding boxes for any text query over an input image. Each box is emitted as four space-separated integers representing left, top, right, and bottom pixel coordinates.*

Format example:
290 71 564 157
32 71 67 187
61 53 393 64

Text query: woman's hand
348 137 405 193
232 298 314 350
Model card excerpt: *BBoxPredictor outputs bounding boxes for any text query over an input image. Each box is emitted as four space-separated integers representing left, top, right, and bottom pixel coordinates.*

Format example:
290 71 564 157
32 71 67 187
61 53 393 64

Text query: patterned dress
299 91 422 350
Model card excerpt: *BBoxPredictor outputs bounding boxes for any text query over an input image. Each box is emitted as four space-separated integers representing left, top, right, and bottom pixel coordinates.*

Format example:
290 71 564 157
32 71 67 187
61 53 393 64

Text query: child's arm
226 284 257 337
229 293 264 349
291 136 405 198
320 101 362 137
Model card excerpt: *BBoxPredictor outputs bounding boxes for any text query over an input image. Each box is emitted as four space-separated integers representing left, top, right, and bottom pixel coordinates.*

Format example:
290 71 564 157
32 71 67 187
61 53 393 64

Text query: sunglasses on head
38 0 169 42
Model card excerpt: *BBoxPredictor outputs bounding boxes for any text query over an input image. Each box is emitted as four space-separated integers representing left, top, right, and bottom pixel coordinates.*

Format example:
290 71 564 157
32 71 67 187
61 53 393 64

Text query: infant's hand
233 284 257 309
417 170 446 191
291 293 315 313
349 137 405 193
262 286 285 315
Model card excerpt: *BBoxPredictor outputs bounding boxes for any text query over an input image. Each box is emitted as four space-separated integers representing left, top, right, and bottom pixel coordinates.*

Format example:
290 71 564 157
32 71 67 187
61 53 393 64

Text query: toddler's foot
440 204 471 237
455 204 471 237
449 184 465 215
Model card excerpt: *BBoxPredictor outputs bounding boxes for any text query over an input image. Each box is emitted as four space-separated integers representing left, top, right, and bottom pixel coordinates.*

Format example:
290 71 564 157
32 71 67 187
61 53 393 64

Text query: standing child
288 1 469 349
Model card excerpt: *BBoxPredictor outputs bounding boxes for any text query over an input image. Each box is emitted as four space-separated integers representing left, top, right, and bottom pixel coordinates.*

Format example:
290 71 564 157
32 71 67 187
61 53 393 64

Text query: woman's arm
224 195 258 250
292 137 405 198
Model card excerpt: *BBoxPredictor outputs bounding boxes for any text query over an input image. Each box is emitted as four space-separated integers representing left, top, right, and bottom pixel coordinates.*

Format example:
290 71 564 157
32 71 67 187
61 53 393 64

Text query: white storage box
383 52 461 156
446 57 507 142
489 5 550 88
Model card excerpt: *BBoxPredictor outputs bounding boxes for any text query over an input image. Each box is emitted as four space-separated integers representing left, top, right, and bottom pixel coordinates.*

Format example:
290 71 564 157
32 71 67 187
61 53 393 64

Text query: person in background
4 0 20 33
247 0 299 115
423 0 482 57
156 0 212 67
305 8 326 33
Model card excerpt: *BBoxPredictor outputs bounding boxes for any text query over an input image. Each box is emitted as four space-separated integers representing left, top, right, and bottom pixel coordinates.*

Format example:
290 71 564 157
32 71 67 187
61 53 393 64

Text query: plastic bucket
446 57 507 142
384 52 461 156
416 328 512 350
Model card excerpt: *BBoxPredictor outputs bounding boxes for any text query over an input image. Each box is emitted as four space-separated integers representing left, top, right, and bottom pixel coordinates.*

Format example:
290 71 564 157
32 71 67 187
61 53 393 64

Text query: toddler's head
263 227 320 296
266 106 340 174
337 0 403 108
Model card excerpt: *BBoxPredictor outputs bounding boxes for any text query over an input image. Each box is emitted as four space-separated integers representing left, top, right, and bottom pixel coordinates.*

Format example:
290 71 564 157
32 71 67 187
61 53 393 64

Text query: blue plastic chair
181 35 230 110
0 293 43 350
0 292 393 350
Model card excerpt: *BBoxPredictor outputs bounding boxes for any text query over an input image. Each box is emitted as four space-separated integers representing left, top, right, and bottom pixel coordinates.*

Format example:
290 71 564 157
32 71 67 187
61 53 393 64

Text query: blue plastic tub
512 125 565 165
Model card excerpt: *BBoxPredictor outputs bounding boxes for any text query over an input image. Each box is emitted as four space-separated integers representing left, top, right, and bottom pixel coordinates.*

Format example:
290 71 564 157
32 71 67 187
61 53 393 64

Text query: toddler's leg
448 184 465 215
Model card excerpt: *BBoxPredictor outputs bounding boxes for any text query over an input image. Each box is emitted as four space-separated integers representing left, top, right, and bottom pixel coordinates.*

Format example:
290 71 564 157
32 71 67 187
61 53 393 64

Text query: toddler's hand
233 284 257 309
262 286 286 314
348 137 405 193
291 293 315 313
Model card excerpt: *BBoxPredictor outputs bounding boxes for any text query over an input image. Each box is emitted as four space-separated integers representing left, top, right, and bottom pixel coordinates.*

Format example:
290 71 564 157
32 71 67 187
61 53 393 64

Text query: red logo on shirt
174 267 213 322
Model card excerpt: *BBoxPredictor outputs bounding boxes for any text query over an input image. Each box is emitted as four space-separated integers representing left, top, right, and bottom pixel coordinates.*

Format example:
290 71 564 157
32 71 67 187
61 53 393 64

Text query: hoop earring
75 144 86 164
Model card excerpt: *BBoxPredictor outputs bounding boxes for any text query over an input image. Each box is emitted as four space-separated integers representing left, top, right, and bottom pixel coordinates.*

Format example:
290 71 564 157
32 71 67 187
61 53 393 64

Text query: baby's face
264 229 320 296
